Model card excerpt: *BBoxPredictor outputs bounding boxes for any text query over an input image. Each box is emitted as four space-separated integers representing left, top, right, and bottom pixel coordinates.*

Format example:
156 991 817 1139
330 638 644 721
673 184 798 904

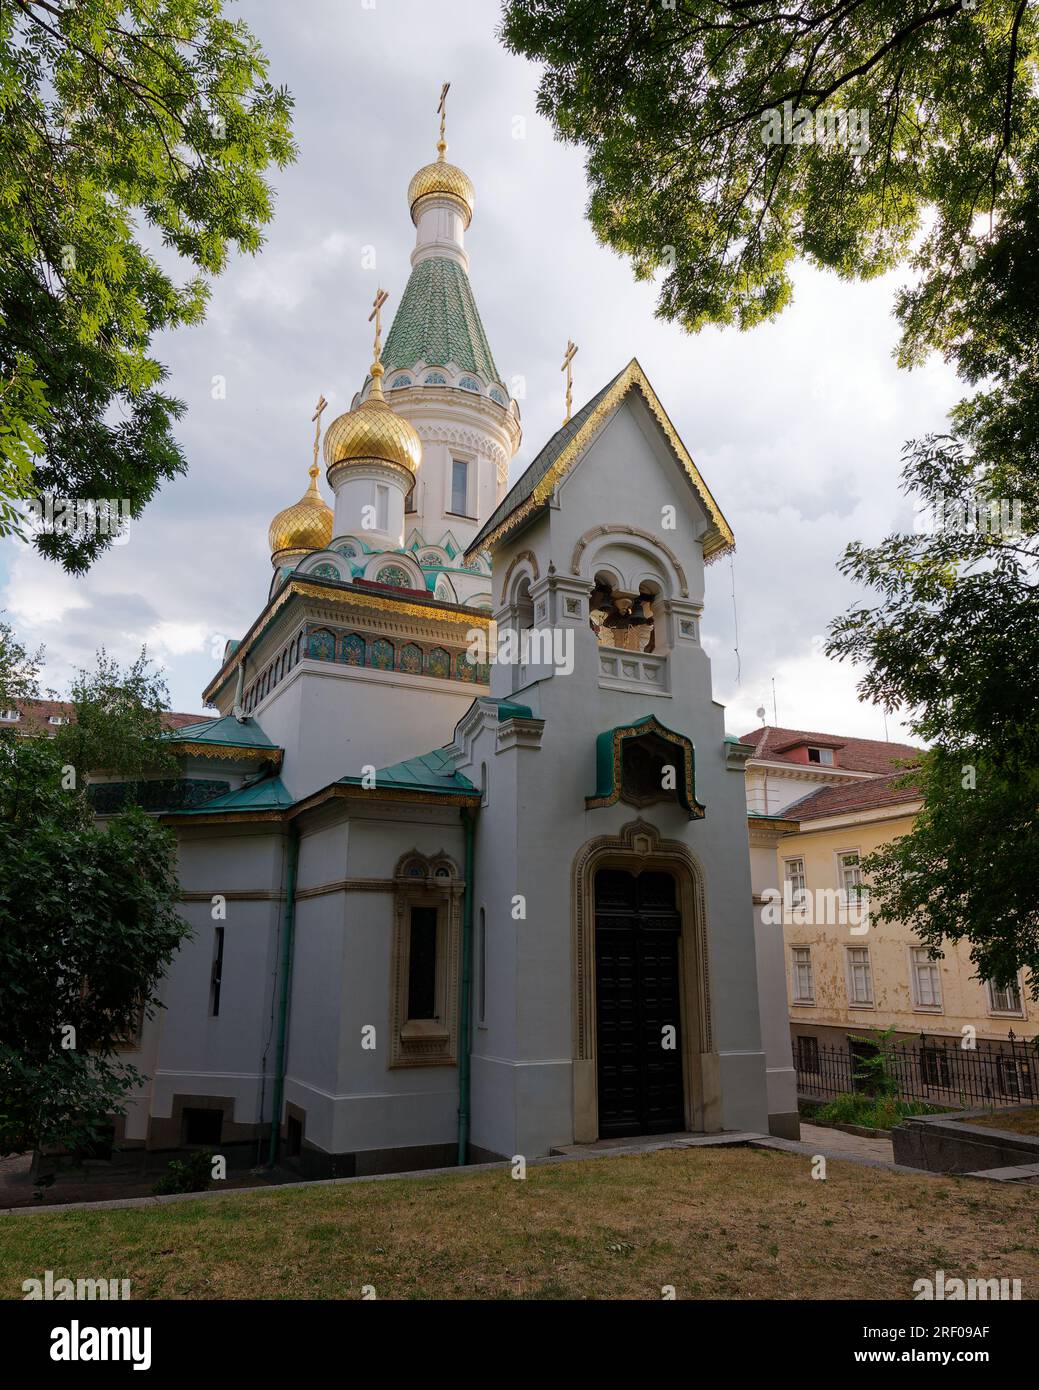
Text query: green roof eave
587 714 705 819
163 714 280 752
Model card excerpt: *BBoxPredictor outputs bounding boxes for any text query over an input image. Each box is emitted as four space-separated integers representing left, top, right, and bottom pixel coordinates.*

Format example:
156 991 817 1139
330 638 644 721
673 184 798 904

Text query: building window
210 926 224 1017
807 746 834 765
1 709 20 722
477 907 487 1025
458 376 480 392
837 851 862 902
910 945 942 1010
450 459 469 516
375 483 389 533
390 853 463 1067
489 387 507 405
791 946 814 1003
987 978 1024 1015
920 1044 952 1089
424 372 447 385
795 1034 820 1074
846 946 874 1006
784 857 808 911
407 906 438 1020
390 375 412 389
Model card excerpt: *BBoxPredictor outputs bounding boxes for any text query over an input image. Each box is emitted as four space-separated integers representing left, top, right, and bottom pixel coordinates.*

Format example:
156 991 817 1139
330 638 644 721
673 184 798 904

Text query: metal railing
794 1031 1037 1108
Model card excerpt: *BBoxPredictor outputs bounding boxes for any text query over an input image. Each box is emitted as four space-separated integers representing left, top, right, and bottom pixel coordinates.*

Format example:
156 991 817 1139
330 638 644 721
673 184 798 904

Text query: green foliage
0 615 42 707
153 1149 213 1195
816 1092 944 1131
0 628 189 1156
848 1026 901 1098
0 0 295 566
55 646 177 785
500 1 1038 340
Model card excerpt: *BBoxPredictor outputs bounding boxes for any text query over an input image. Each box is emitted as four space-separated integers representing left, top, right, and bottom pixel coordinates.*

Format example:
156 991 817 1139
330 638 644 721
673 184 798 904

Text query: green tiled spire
382 257 503 387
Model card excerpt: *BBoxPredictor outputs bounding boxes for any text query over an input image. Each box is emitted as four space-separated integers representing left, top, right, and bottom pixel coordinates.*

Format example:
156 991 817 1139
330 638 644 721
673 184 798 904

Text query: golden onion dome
408 140 474 228
268 464 333 561
323 363 422 478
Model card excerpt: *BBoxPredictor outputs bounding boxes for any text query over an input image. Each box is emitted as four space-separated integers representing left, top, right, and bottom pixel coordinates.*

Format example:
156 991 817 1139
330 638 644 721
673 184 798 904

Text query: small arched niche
589 571 660 653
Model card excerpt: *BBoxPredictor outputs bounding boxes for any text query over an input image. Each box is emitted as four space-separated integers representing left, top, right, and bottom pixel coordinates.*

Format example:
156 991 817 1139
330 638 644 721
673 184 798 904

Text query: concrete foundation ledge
892 1107 1039 1174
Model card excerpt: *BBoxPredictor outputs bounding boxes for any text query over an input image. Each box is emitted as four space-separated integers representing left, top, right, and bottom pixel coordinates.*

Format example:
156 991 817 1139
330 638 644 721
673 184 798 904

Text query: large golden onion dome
268 463 333 562
408 139 474 228
323 362 422 480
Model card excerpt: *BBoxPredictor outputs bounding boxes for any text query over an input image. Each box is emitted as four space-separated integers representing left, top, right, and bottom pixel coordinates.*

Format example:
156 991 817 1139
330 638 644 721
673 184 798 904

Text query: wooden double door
594 868 685 1137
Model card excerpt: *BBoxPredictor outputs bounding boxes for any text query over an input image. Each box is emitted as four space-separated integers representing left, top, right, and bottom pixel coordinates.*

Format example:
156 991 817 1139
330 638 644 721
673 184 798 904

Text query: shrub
153 1150 214 1195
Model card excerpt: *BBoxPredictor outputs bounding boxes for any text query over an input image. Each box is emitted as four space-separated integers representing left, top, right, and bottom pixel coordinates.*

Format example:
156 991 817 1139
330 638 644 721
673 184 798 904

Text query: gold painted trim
469 359 735 561
171 741 283 765
203 578 492 703
586 716 705 819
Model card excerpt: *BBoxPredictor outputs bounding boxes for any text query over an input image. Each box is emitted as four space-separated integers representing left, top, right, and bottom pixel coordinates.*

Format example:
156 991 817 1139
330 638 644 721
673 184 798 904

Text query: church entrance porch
594 868 684 1137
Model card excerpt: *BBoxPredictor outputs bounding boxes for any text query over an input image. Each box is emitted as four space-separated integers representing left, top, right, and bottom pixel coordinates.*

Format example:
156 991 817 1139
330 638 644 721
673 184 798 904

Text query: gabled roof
338 745 476 797
174 775 295 816
162 715 280 751
466 359 734 561
381 256 503 386
782 771 921 822
2 699 207 736
739 725 921 775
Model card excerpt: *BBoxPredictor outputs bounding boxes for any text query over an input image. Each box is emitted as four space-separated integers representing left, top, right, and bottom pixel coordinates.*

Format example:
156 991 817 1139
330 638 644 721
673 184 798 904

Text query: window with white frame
838 851 862 903
846 946 874 1006
791 946 814 1004
807 746 834 765
986 977 1023 1015
784 857 808 911
0 709 19 722
910 945 942 1009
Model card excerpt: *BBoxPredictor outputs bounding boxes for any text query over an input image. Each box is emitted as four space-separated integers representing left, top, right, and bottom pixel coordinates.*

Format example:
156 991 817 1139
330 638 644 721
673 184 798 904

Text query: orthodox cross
561 339 578 425
369 287 388 363
310 395 327 475
437 82 450 146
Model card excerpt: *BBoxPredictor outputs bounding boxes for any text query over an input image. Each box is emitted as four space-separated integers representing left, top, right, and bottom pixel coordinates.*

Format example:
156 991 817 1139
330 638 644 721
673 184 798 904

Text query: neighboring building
2 698 205 737
83 110 788 1177
739 726 920 1139
776 774 1036 1058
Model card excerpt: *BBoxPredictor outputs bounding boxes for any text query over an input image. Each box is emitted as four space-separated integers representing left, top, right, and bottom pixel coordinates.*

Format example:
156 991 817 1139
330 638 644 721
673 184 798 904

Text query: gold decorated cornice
170 741 283 767
468 359 735 562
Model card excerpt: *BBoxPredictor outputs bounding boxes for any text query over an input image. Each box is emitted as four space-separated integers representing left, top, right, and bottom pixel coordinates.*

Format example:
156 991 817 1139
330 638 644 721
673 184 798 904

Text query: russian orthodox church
113 106 795 1175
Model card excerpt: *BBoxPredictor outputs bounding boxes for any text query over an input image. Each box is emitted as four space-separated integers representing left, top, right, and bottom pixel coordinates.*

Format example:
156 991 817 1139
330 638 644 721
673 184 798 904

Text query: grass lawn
1 1147 1036 1301
963 1108 1039 1137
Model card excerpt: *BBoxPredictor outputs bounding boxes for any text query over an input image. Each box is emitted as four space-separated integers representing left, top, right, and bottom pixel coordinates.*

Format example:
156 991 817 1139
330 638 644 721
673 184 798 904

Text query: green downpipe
268 823 299 1167
457 808 475 1166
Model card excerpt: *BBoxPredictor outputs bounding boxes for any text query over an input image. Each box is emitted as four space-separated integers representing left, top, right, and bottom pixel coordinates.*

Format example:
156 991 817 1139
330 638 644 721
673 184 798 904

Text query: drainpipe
456 808 475 1166
267 823 299 1167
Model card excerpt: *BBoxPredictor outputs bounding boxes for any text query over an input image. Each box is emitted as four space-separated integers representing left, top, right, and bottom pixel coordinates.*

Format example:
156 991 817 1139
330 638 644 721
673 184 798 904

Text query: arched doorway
571 821 715 1143
594 868 684 1136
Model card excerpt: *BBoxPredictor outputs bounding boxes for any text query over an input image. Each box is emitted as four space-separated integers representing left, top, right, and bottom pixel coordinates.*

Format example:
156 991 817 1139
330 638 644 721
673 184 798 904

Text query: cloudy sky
1 0 961 741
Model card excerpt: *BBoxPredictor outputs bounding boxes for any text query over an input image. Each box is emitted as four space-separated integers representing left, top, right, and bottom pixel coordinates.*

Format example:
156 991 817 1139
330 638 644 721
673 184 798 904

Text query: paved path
797 1122 894 1162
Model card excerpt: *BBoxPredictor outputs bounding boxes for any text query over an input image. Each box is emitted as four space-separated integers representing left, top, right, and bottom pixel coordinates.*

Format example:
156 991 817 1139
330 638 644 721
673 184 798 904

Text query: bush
153 1150 214 1195
815 1093 944 1131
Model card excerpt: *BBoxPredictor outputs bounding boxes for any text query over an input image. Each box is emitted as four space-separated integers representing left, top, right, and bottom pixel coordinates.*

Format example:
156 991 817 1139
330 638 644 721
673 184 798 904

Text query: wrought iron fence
794 1031 1038 1109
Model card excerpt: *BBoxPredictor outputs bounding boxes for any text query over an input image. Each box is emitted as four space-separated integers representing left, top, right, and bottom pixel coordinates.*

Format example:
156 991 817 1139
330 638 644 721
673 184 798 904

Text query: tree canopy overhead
0 0 295 567
500 0 1039 348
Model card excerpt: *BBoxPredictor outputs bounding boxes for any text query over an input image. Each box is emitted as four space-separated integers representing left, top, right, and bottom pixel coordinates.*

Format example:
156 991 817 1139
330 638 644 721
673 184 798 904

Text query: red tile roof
784 772 921 821
739 725 921 774
3 698 207 736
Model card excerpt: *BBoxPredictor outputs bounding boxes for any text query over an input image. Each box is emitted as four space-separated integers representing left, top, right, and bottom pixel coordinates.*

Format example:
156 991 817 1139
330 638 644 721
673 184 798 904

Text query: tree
0 0 296 567
500 1 1038 345
503 1 1039 989
0 616 43 708
55 646 177 784
0 637 188 1157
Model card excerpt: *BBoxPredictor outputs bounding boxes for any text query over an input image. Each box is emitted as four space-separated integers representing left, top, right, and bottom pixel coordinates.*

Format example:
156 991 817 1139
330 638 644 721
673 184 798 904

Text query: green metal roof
469 367 624 553
177 775 295 815
163 715 280 751
382 257 503 386
339 745 476 797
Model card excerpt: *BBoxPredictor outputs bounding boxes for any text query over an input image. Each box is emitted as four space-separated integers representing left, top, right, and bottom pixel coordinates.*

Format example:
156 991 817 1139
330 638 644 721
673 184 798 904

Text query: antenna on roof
771 676 778 726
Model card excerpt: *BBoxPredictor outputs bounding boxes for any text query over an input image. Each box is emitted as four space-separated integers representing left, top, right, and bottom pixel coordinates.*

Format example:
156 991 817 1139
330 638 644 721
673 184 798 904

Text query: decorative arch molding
570 524 690 598
362 552 426 590
570 820 714 1140
414 423 509 471
499 548 540 603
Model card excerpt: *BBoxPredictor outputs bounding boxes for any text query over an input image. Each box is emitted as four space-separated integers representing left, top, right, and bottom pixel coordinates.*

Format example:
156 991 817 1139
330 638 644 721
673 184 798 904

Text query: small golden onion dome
323 363 422 478
268 465 333 561
408 140 474 228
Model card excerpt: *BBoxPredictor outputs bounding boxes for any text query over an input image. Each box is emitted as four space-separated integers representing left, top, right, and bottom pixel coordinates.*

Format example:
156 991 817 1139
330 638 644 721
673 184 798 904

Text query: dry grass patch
962 1108 1039 1137
1 1146 1037 1301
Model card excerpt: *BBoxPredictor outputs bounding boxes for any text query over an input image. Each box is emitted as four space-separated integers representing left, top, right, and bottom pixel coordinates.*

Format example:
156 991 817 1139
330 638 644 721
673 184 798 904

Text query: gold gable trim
470 359 735 561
